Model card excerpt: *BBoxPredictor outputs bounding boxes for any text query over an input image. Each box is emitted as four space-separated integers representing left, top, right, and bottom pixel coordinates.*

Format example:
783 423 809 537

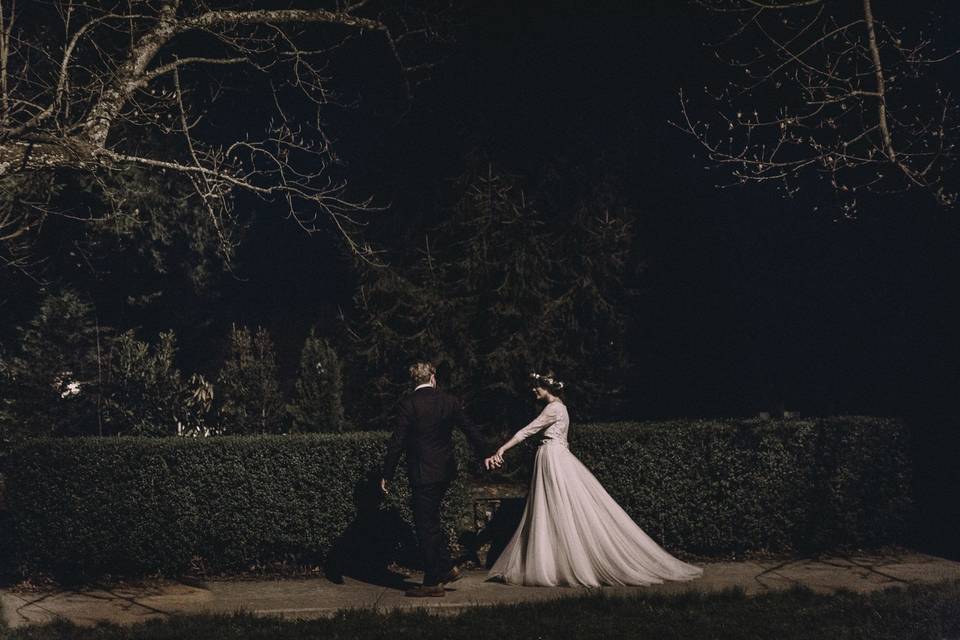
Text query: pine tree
289 328 348 432
217 325 286 434
6 292 203 437
8 291 105 436
345 166 636 427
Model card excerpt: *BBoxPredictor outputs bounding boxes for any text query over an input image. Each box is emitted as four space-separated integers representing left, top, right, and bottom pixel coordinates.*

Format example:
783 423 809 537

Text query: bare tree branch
137 55 248 86
0 0 436 275
680 0 959 214
179 8 387 33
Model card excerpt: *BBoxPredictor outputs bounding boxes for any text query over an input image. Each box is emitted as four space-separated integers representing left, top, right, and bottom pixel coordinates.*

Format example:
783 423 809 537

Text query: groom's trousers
411 481 452 586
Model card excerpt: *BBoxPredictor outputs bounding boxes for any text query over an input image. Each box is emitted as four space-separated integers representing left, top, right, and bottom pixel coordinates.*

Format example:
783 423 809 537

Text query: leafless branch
680 0 959 214
0 0 436 274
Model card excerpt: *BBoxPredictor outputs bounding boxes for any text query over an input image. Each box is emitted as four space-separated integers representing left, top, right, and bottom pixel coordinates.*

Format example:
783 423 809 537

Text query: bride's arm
492 405 558 462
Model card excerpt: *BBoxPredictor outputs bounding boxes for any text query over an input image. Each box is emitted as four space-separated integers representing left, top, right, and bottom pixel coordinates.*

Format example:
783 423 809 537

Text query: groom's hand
379 478 389 495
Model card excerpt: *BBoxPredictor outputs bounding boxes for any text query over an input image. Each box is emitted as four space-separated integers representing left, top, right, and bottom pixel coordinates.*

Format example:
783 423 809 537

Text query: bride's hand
484 454 504 470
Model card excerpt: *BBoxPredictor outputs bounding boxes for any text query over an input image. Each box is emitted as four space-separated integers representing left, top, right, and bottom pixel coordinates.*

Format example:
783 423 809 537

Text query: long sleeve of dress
512 404 559 443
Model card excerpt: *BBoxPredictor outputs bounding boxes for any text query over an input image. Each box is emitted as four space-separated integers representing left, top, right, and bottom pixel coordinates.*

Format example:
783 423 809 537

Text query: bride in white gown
484 372 703 587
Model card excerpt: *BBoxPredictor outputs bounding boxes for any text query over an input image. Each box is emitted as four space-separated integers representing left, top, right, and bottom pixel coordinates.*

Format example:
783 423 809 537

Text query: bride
484 372 703 587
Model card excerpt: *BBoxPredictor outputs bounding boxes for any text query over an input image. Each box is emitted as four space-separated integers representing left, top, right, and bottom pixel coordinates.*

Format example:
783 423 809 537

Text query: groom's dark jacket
382 385 486 487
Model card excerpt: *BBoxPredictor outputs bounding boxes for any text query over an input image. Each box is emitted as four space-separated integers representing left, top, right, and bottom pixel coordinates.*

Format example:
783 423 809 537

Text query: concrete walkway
3 552 960 629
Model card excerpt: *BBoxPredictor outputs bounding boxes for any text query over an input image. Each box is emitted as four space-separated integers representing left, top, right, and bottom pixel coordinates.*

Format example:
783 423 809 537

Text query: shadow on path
323 472 419 591
460 497 526 569
753 554 917 592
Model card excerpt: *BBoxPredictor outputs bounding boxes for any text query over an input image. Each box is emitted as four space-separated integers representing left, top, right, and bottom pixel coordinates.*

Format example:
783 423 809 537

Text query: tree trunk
862 0 896 162
81 1 182 146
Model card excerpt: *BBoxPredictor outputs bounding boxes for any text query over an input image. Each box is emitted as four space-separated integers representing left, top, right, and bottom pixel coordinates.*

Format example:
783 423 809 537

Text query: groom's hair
409 362 436 385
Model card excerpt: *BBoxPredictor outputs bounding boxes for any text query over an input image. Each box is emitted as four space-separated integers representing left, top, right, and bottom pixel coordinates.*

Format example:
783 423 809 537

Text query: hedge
5 433 473 581
569 416 912 554
4 416 911 581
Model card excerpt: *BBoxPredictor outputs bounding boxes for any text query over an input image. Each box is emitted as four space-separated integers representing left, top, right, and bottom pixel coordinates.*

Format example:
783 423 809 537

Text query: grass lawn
3 582 959 640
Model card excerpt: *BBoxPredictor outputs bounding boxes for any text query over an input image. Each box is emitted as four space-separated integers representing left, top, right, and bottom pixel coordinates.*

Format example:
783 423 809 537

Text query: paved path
3 552 960 629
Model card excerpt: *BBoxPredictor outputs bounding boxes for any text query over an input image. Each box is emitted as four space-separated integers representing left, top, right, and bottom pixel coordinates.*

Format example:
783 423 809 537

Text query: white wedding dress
488 400 703 587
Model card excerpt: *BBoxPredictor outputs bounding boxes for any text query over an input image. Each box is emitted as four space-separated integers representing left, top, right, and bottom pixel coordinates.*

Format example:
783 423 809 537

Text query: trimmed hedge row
570 416 912 554
4 416 912 580
6 433 472 580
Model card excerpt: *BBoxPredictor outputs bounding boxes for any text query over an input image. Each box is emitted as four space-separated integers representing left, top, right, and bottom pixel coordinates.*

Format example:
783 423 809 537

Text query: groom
380 362 488 597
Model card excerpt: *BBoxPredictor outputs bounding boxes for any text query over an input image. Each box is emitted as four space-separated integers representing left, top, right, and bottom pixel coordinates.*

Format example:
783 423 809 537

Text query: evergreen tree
345 166 636 427
7 291 105 436
4 291 203 437
217 325 286 434
101 331 186 437
289 328 348 432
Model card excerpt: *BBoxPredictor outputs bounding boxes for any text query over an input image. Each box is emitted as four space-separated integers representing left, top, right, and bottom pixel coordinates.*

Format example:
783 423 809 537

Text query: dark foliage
4 291 103 438
2 291 194 440
288 329 348 433
4 417 910 582
217 326 286 435
345 166 637 428
5 432 472 582
566 416 912 554
100 331 185 437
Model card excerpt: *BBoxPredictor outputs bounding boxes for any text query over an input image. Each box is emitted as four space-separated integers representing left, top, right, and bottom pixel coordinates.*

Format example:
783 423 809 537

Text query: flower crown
530 372 564 390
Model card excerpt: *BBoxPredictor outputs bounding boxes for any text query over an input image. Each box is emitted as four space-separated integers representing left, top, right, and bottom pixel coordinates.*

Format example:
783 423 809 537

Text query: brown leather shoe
439 566 463 585
405 584 445 598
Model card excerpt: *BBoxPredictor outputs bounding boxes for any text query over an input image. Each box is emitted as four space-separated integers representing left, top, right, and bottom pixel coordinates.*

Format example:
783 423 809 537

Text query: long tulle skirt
487 442 703 587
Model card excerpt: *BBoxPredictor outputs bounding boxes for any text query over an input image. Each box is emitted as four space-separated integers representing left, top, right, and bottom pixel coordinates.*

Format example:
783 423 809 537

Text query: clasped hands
484 451 505 470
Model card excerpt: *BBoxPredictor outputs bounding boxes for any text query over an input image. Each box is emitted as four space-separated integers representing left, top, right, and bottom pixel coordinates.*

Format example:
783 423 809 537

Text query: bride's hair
530 371 565 396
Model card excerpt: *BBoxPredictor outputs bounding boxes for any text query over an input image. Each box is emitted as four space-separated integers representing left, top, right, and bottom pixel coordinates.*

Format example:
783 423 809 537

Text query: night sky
188 1 960 422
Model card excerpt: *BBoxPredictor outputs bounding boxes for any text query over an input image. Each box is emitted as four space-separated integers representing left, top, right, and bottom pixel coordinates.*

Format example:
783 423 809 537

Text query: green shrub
7 439 198 579
6 432 473 581
568 416 912 554
3 292 195 440
101 331 186 437
5 291 102 438
288 329 348 433
4 416 910 581
217 326 286 435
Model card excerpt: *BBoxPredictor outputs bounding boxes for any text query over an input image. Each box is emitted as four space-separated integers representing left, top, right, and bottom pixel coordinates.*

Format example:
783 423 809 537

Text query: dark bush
569 416 912 554
7 439 198 580
6 432 472 581
4 416 910 580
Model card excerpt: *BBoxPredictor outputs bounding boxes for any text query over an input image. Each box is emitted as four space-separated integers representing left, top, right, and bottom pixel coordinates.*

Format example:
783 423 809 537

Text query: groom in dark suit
380 362 488 597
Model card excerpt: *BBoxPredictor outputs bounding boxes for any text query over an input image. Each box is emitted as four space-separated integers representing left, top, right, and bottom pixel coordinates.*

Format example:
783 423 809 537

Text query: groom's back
402 387 460 485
